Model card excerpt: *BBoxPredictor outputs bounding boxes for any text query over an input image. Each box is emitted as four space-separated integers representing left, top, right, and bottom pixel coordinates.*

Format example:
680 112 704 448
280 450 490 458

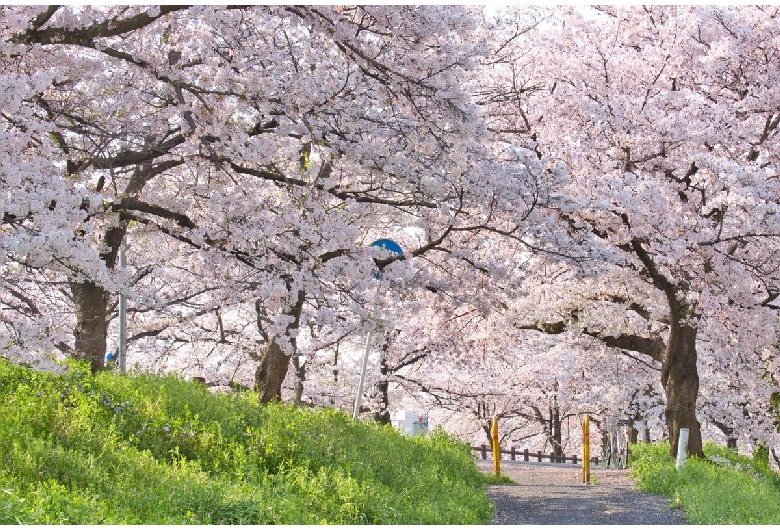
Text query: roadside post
676 427 689 469
582 414 590 484
491 415 500 476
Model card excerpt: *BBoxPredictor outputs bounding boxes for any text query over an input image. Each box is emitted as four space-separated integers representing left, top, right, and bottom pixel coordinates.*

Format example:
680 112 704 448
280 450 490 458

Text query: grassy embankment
631 440 780 524
0 357 493 524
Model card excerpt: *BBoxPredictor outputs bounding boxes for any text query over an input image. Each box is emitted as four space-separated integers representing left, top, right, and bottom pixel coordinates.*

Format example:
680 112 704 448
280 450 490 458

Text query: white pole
676 427 689 469
118 244 127 375
353 280 381 420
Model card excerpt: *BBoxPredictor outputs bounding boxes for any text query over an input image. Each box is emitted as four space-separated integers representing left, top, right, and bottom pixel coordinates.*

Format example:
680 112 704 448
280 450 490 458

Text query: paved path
478 461 686 525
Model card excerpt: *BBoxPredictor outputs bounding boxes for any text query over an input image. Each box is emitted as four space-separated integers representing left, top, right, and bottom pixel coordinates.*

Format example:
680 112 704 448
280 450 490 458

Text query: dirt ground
477 460 687 525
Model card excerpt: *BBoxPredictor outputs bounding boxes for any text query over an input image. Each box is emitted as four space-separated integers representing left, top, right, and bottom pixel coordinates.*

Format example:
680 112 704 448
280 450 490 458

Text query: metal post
118 244 127 375
352 280 381 420
676 428 689 469
491 415 500 476
582 414 591 484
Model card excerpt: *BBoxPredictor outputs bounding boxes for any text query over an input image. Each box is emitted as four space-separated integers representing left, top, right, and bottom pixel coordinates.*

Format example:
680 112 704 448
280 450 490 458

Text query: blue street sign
370 239 403 280
371 239 403 255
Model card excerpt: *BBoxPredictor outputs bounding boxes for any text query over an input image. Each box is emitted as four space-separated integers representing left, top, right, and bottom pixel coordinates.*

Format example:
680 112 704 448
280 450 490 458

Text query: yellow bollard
491 415 500 476
582 414 591 484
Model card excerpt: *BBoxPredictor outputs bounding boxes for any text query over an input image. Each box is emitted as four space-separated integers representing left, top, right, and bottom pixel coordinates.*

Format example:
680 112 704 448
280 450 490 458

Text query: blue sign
371 239 403 255
371 239 402 279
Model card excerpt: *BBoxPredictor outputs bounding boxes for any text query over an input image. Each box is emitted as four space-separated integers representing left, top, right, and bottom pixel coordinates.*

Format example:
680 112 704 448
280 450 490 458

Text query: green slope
0 358 492 524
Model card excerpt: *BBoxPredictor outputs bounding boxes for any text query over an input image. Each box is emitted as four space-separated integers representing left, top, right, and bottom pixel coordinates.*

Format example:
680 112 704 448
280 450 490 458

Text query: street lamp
352 239 403 420
118 243 127 374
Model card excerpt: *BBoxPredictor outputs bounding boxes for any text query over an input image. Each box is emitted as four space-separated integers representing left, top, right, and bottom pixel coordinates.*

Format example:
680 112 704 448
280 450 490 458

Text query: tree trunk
478 401 493 445
65 146 174 373
629 413 642 444
711 420 738 449
662 322 703 458
551 404 563 458
292 354 306 406
253 290 305 404
68 224 127 374
629 425 639 444
373 347 391 425
330 346 339 405
70 280 110 373
255 334 291 404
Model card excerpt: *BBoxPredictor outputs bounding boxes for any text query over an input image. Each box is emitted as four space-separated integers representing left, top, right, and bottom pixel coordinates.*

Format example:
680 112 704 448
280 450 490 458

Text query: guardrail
472 445 600 465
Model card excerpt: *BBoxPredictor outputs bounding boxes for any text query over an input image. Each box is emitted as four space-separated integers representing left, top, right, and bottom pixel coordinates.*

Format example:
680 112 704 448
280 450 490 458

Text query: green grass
631 440 780 524
481 472 516 485
0 357 494 524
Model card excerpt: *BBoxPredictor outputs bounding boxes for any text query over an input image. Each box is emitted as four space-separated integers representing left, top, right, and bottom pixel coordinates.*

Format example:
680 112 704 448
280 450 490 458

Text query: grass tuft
481 472 517 485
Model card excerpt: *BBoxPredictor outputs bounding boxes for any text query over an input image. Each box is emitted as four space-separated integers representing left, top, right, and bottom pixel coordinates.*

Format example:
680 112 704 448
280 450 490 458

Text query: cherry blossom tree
4 5 778 465
499 5 780 457
1 6 557 406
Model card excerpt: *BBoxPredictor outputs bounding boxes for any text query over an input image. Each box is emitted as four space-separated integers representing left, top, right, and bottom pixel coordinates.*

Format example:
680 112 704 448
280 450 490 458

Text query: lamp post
352 239 402 420
118 244 127 374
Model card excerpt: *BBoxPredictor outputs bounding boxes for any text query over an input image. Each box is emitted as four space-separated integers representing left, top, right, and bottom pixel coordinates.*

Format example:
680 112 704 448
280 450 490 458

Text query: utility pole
118 244 127 374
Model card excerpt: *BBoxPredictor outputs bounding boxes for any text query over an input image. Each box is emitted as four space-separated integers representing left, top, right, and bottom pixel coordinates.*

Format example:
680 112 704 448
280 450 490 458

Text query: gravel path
477 461 686 525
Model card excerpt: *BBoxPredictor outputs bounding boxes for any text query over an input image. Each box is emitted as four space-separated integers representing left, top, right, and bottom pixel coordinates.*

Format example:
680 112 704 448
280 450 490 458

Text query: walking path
477 461 686 525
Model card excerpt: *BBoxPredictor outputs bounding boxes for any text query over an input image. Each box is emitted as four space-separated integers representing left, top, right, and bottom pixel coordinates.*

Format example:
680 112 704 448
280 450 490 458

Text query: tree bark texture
662 322 703 458
254 334 292 404
68 223 128 373
292 354 306 406
373 347 391 425
551 405 563 458
70 280 110 373
254 290 305 404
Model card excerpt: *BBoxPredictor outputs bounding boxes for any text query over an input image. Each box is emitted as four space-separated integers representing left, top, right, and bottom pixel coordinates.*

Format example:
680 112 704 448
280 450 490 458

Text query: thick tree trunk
662 322 703 458
70 280 110 373
330 346 339 405
66 147 174 373
255 334 291 404
629 424 639 444
253 290 305 404
68 225 127 374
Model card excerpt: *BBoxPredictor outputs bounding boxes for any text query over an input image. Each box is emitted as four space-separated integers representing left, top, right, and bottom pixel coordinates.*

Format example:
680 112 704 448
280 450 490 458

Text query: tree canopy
1 5 779 460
